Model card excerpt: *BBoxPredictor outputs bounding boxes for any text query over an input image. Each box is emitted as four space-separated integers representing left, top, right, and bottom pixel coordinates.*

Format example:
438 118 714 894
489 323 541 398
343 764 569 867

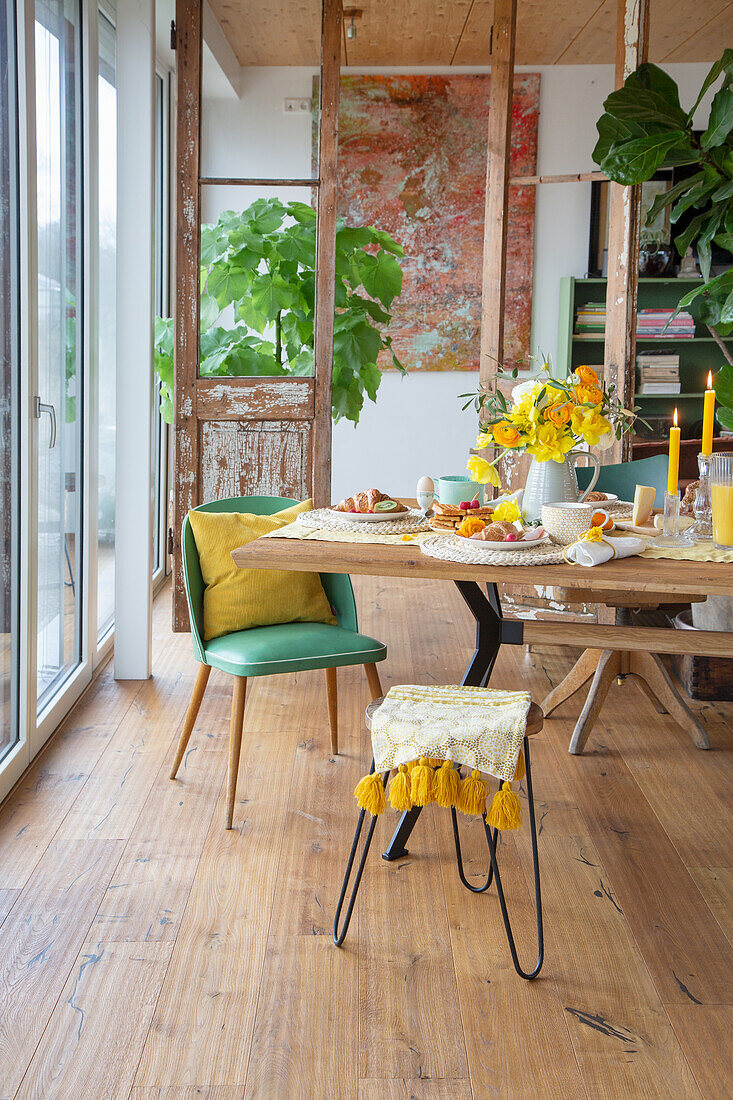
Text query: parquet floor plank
17 939 173 1100
0 839 124 1098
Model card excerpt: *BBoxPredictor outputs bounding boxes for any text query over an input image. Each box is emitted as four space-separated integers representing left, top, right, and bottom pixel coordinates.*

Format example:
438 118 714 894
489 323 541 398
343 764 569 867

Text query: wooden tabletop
232 536 733 599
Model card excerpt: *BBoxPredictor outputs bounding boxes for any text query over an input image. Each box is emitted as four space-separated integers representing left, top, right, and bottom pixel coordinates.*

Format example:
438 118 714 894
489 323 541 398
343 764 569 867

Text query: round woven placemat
420 533 567 567
298 507 430 534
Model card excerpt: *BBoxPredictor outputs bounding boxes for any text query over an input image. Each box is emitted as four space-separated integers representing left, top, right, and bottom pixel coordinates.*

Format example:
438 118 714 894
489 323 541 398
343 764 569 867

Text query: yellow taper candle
668 408 681 495
702 370 715 456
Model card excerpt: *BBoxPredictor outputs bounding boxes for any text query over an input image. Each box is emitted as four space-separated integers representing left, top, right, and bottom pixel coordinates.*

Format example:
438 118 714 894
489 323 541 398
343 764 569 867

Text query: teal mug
435 476 483 507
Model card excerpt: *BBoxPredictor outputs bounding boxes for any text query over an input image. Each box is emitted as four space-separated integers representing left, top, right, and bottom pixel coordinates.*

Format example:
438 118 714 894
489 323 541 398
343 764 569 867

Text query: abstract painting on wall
318 74 540 372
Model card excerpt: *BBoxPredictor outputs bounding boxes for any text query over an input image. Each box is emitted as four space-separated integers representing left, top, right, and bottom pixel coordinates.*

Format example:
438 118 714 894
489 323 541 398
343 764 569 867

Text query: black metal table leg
382 581 524 862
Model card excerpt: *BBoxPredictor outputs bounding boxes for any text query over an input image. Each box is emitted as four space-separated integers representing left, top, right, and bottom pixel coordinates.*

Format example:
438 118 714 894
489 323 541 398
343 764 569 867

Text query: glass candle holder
655 490 694 549
711 452 733 551
689 453 713 542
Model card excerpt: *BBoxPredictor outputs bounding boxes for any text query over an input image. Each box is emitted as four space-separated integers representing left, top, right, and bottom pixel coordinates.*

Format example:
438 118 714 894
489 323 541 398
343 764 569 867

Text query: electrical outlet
283 97 312 115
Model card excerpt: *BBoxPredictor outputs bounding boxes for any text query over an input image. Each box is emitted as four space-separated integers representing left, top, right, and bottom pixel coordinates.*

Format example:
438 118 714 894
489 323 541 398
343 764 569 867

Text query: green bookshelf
557 276 732 443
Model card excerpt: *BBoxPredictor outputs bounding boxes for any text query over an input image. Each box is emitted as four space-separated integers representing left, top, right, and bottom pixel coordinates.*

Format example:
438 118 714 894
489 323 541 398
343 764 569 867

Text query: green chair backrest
182 496 359 663
576 454 669 503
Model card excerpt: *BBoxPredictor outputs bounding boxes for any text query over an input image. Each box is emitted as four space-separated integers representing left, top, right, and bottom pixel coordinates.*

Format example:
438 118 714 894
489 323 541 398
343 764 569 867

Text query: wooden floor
1 578 732 1100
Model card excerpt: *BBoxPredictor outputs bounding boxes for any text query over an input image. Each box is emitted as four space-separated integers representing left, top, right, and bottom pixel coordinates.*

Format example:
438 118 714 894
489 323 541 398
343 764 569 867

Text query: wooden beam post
312 0 342 508
172 0 202 631
603 0 649 463
479 0 517 386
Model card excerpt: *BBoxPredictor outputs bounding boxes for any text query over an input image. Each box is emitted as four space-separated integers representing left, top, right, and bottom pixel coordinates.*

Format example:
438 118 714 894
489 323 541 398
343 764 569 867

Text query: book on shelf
637 382 682 394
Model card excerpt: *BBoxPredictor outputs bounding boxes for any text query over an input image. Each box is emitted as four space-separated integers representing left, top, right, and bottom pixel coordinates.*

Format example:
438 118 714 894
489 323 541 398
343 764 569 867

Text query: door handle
33 396 57 448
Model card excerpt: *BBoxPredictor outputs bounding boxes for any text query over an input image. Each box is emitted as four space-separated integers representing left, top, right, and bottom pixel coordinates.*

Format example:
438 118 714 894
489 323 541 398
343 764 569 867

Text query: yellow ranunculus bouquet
464 362 640 489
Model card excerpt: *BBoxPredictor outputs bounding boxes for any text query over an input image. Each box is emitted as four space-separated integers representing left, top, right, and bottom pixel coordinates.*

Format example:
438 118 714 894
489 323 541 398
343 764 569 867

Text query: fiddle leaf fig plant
593 52 733 364
154 197 406 425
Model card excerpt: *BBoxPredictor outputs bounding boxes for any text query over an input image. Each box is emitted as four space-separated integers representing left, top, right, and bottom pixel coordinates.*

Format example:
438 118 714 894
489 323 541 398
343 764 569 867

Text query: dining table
232 519 733 862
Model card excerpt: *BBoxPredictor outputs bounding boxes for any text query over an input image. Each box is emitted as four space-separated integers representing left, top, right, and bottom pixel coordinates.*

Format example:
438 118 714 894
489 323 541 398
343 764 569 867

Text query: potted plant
154 197 406 426
593 50 733 366
462 359 640 519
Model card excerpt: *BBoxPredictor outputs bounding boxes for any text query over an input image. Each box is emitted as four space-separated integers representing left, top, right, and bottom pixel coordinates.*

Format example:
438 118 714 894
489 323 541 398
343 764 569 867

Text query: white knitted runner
297 507 430 534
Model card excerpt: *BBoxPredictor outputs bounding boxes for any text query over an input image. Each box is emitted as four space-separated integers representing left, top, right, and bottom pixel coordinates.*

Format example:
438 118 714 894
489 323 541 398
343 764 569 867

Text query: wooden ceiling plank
208 0 729 66
660 1 733 63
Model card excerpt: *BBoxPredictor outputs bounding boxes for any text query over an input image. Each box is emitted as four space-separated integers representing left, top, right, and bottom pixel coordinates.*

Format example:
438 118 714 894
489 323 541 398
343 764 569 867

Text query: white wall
201 62 713 503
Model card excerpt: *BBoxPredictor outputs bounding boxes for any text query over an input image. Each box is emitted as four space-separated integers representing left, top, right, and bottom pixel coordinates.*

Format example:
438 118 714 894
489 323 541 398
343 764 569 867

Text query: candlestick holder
655 490 695 548
688 453 713 542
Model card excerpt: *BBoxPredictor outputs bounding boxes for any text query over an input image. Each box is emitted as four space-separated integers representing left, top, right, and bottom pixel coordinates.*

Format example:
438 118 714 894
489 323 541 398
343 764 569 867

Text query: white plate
327 507 410 522
456 534 550 551
584 492 618 506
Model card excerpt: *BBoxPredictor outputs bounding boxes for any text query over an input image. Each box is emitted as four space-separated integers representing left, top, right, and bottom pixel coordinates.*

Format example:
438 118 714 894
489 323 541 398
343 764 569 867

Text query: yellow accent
354 771 386 816
457 516 486 538
187 501 335 641
486 782 522 831
702 387 715 457
456 769 487 816
410 758 434 806
712 483 733 547
388 764 412 812
668 420 681 495
581 526 605 542
433 760 460 808
514 749 525 782
632 484 656 526
491 499 521 523
467 454 502 488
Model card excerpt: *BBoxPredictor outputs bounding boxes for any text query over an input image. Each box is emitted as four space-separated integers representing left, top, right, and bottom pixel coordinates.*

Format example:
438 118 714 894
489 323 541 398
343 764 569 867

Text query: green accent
182 495 386 676
576 454 669 501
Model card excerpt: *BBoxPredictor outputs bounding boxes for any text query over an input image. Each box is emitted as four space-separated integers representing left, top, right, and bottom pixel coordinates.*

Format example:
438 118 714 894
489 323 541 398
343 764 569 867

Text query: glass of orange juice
711 453 733 550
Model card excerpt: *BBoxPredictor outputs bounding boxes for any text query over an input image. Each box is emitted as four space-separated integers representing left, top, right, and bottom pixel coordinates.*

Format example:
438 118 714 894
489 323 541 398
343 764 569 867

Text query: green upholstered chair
169 495 387 828
544 456 709 753
576 453 669 502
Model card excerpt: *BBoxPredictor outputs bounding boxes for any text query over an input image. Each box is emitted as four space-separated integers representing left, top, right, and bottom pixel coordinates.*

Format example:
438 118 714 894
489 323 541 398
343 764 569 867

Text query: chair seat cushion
187 500 335 641
204 621 387 677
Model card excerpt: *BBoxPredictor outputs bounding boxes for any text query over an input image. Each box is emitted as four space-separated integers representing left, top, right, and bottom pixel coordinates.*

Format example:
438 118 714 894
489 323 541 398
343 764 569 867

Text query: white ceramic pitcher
521 450 600 522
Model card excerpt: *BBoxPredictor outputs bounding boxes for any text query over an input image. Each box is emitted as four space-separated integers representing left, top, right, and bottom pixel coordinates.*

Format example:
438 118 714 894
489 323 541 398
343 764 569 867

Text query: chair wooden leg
541 648 604 717
630 651 710 750
226 676 247 829
568 649 620 755
170 664 211 779
364 662 383 701
325 667 338 755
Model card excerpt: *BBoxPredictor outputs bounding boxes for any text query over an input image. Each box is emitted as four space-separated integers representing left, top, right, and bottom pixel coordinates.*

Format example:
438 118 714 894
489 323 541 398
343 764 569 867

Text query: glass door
0 0 20 768
34 0 85 718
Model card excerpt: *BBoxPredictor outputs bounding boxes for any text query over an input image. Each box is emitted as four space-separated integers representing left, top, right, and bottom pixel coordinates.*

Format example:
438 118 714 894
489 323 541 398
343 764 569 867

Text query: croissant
334 489 389 512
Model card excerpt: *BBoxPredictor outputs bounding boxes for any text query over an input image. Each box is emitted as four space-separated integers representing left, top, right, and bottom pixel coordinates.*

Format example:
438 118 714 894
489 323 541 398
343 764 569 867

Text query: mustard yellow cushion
187 500 336 641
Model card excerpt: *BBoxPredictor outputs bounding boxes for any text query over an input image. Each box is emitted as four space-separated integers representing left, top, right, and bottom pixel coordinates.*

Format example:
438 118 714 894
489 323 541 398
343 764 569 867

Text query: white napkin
564 534 646 567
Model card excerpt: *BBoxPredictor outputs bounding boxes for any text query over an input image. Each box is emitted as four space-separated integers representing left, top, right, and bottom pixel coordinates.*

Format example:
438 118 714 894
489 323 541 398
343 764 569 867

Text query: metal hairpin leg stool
333 697 545 980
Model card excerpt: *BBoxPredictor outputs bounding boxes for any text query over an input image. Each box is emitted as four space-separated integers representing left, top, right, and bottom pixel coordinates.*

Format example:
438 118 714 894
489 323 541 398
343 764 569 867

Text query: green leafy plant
593 52 733 365
154 197 406 425
713 362 733 431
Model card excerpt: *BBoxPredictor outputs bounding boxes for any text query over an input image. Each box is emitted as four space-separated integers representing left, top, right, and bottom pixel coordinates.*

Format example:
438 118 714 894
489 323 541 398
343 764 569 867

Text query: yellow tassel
354 772 386 816
456 769 487 816
514 749 526 782
433 760 459 808
486 781 522 830
410 757 434 806
388 764 412 812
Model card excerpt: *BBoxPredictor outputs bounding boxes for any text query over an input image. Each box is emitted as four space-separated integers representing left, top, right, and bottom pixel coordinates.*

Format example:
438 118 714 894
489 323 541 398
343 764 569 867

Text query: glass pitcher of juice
710 453 733 550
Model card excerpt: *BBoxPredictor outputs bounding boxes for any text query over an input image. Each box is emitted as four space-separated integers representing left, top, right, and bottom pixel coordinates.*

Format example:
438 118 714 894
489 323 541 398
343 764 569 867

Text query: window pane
97 8 116 638
0 0 19 759
35 0 83 711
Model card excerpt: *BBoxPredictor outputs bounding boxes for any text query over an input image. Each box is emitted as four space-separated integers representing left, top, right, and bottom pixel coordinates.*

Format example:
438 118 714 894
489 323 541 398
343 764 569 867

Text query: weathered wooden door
171 0 341 629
